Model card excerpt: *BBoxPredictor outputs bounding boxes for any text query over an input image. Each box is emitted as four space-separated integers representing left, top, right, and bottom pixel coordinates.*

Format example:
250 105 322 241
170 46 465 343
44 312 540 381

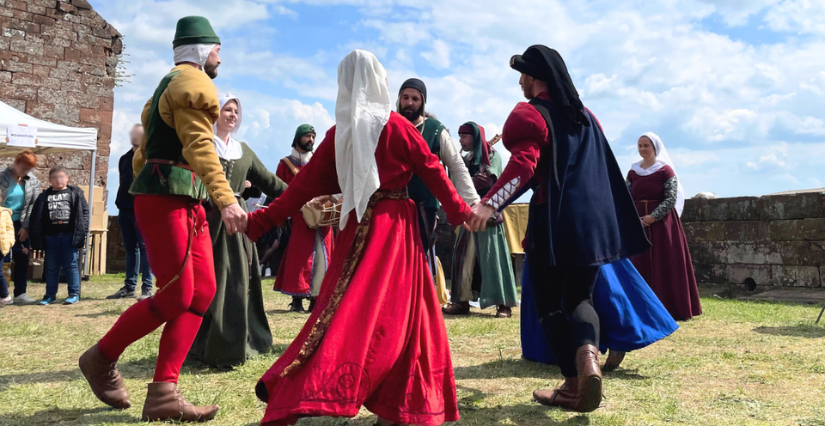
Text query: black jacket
30 185 90 250
115 149 135 211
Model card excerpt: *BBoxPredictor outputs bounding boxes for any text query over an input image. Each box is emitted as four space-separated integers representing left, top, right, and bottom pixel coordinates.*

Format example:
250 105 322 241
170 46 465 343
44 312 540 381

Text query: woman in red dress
627 132 701 321
245 50 483 426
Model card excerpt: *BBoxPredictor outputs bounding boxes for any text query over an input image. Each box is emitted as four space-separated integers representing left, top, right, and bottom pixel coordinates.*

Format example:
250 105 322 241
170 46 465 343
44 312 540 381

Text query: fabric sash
280 187 410 377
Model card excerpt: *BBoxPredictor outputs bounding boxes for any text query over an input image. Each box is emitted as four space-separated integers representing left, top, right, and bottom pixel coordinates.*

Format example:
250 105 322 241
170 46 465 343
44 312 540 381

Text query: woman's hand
470 203 496 232
244 180 252 188
640 215 656 227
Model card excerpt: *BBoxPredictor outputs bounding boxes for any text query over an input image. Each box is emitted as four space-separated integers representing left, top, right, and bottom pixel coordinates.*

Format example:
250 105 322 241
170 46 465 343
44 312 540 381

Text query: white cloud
764 0 825 35
420 39 450 69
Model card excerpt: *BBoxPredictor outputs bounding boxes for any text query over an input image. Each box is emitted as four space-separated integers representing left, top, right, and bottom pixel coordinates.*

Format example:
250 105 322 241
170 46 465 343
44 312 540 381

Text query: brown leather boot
441 301 470 315
78 344 131 409
141 382 219 422
575 345 603 412
495 306 512 318
533 377 578 408
603 350 626 372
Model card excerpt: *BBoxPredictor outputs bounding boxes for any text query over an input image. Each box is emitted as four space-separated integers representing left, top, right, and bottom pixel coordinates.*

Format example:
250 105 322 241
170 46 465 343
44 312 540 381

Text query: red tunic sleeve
246 128 342 241
275 160 293 185
402 120 471 226
481 102 547 210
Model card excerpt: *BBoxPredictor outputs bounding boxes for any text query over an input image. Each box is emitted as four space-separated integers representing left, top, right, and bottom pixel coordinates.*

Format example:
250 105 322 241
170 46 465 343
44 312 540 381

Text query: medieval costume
79 16 229 422
398 78 478 273
479 45 649 412
246 50 472 426
444 122 518 318
274 124 336 312
521 255 678 369
188 93 287 368
628 132 701 321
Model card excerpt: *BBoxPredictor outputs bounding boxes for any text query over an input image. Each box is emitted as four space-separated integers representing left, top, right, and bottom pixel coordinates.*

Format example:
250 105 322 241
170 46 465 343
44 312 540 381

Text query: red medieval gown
274 158 336 296
627 165 702 320
246 112 471 426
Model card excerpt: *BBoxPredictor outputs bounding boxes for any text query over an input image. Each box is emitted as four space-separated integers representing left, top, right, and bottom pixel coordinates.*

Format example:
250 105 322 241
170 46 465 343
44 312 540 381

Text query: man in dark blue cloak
472 45 649 412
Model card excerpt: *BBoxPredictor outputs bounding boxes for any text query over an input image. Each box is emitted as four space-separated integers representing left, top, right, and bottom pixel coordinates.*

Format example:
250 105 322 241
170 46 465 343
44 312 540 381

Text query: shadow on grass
753 324 825 338
0 369 80 391
457 385 592 425
76 308 125 319
454 358 649 381
1 407 133 426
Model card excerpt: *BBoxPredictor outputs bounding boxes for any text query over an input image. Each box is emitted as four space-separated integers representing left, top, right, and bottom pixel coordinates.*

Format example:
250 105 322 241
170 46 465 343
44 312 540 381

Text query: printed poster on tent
6 125 37 148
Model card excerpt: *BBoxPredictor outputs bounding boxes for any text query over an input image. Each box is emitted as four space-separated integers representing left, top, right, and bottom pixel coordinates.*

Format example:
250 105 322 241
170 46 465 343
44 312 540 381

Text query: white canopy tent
0 100 100 278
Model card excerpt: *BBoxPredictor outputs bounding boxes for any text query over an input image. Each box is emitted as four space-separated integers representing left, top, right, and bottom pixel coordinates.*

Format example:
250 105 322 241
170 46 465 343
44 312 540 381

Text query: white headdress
173 44 218 70
631 132 685 216
334 50 392 229
212 92 243 160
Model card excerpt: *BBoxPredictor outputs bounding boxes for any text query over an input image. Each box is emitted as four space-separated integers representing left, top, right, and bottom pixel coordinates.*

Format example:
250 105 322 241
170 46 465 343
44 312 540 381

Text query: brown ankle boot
495 306 512 318
141 382 219 422
533 377 578 408
575 345 603 412
441 301 470 315
603 350 626 372
78 344 131 409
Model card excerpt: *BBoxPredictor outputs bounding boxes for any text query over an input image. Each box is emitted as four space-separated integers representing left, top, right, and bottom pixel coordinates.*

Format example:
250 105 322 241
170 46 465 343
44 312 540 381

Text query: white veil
212 92 243 160
632 132 685 216
334 50 392 229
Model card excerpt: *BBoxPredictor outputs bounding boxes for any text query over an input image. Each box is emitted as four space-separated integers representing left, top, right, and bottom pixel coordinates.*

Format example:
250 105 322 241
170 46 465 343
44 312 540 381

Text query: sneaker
0 295 11 307
13 293 36 305
138 288 153 301
38 295 57 305
106 287 136 300
63 295 79 305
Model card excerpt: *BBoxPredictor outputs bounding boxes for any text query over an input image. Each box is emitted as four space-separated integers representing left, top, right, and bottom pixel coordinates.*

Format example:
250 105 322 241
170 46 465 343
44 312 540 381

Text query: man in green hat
79 16 245 422
273 124 336 313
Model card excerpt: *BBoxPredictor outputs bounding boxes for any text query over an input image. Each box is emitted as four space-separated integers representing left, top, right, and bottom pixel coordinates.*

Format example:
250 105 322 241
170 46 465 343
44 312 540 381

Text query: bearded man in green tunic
188 92 287 367
443 121 519 318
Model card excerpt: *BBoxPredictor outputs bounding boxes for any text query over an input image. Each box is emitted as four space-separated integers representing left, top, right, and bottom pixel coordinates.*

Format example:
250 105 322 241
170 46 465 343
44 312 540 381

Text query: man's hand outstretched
222 203 248 235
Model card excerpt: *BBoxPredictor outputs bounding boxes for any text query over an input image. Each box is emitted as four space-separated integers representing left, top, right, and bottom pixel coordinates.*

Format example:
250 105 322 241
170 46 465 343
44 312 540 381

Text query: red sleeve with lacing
481 102 547 210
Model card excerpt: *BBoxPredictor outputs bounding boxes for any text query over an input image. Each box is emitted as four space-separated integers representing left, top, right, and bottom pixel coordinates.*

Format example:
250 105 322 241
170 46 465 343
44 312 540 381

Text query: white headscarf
212 92 243 160
334 50 392 229
631 132 685 216
173 44 217 70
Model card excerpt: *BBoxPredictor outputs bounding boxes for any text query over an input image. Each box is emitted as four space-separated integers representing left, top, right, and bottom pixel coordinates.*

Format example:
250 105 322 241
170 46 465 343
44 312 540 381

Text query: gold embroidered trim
280 187 410 377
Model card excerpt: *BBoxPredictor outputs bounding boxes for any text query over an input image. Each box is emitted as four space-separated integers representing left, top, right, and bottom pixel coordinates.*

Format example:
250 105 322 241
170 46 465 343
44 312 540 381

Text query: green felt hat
173 16 221 48
292 124 316 146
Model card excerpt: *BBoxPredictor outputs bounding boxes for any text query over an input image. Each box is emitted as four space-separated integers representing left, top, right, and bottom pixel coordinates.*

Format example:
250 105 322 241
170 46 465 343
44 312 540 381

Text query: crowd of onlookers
0 150 90 307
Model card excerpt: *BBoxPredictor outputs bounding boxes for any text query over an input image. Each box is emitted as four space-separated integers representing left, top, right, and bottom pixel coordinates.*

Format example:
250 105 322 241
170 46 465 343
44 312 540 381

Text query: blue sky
89 0 825 213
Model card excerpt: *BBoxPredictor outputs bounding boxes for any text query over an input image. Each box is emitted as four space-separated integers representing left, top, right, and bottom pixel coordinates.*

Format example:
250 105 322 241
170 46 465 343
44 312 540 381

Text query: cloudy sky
89 0 825 212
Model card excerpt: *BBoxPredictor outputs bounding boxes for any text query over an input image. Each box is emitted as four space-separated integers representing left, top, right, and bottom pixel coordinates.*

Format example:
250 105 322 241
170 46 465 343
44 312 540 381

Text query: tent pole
82 149 96 280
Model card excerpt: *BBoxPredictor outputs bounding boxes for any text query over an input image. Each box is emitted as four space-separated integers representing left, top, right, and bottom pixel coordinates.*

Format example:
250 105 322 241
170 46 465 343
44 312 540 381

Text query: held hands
467 202 496 233
17 228 28 242
222 203 248 235
640 215 656 228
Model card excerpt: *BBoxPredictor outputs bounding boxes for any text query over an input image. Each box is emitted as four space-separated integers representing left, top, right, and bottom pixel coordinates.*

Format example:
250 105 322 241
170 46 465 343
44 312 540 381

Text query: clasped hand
222 203 248 235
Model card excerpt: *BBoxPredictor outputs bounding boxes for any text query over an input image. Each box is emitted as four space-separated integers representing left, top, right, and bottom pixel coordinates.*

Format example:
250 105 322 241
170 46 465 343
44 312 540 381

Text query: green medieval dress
189 142 287 367
451 126 519 309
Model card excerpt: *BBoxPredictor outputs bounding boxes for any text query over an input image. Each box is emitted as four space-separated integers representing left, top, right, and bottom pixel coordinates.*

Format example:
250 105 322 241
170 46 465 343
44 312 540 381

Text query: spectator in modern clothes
108 125 154 301
0 201 19 307
29 167 90 305
0 150 40 305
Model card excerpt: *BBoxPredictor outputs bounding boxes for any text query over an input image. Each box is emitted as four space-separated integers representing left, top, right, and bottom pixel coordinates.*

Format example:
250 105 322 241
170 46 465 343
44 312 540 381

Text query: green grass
1 277 825 425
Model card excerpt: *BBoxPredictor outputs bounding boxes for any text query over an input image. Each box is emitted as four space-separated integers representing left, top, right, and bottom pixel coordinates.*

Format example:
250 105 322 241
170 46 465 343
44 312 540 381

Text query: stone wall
0 0 120 192
683 189 825 289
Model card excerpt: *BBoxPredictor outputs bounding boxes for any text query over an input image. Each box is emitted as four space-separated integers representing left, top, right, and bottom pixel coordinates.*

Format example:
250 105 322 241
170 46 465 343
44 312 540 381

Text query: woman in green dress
188 93 287 367
443 121 519 318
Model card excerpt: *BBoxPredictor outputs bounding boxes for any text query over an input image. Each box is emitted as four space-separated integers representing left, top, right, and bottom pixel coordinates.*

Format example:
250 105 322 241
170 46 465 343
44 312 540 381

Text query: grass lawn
2 275 825 426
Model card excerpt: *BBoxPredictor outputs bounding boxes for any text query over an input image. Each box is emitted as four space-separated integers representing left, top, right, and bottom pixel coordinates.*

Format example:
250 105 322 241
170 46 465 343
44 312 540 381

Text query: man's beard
521 79 534 100
298 140 314 152
204 62 219 79
400 104 424 122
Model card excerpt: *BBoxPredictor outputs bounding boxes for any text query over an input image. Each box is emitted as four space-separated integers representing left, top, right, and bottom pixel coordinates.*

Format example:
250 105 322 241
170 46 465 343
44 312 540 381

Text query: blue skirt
521 254 678 364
